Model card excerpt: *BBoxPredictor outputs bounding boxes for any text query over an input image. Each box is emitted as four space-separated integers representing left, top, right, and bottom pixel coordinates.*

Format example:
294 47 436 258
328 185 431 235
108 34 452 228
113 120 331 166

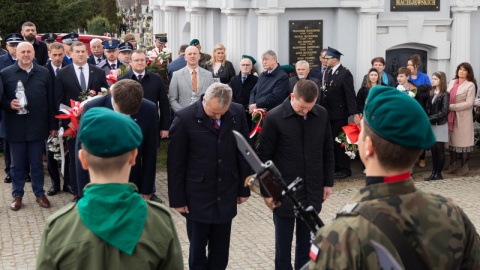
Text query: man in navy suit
76 79 158 199
44 42 72 196
167 44 188 81
168 82 250 269
54 41 109 201
87 38 105 66
1 42 57 211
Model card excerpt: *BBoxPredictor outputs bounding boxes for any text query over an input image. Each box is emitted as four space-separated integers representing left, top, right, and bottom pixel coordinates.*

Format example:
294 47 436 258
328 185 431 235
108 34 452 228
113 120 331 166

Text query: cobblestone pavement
1 170 480 269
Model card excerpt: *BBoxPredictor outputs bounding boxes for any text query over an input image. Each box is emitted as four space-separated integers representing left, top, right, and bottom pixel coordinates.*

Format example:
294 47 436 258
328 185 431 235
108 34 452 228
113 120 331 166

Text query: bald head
16 42 35 69
185 46 201 68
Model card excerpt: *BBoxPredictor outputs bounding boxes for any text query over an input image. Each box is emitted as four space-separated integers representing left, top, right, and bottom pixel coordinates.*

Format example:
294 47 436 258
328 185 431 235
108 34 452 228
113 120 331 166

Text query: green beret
242 54 256 65
78 107 143 157
281 65 295 74
364 85 435 149
189 39 200 46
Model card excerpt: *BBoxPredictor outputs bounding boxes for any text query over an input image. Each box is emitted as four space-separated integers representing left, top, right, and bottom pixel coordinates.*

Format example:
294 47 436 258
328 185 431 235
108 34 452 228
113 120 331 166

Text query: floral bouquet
106 65 130 84
55 99 83 140
79 87 110 103
249 108 267 149
146 46 172 73
396 85 417 98
335 120 361 159
47 133 62 161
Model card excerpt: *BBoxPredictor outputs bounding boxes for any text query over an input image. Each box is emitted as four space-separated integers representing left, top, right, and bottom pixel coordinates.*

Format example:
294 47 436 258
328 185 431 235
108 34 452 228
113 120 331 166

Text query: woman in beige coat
445 62 477 176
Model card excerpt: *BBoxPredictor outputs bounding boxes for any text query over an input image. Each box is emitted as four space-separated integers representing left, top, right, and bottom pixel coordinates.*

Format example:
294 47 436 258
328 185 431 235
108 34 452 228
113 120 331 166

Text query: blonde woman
203 43 236 83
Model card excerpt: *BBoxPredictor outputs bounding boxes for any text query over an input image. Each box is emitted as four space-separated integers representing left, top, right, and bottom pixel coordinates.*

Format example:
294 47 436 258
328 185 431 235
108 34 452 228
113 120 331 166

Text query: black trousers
67 139 78 195
330 118 351 175
46 141 70 188
186 219 232 270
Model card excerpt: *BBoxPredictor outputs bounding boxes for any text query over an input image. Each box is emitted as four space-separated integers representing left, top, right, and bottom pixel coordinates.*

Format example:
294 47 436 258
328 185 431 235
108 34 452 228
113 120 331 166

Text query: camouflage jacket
309 178 480 269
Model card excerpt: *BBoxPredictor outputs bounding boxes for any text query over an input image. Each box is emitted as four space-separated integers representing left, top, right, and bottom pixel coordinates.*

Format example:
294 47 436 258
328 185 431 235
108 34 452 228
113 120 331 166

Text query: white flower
474 98 480 107
345 151 356 159
408 91 416 98
335 137 341 144
396 85 406 91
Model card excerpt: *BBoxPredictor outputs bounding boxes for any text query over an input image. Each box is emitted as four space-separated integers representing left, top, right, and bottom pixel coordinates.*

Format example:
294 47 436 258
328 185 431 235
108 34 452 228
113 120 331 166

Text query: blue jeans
273 212 311 270
10 140 45 197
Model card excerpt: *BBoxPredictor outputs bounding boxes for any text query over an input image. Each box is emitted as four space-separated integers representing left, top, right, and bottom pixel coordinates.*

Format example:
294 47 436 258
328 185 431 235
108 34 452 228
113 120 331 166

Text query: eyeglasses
241 64 251 67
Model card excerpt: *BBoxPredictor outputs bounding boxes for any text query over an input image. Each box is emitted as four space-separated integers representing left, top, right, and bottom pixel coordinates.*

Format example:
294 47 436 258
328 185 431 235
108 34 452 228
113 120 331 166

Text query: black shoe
4 175 11 183
334 172 351 179
47 186 61 196
150 194 163 203
25 173 31 183
63 185 75 195
430 172 444 181
424 171 435 181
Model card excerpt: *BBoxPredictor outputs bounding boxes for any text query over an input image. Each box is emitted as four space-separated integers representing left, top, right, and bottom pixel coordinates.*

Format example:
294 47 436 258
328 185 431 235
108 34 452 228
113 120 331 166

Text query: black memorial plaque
289 20 323 69
391 0 440 11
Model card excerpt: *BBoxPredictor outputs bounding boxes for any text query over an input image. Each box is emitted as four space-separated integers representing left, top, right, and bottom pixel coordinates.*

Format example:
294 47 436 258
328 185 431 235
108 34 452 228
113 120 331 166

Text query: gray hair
262 50 277 61
295 60 309 68
90 38 102 46
204 83 233 108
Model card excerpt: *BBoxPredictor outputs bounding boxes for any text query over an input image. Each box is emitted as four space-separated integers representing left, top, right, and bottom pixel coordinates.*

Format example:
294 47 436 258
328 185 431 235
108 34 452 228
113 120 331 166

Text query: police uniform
61 33 79 65
98 39 123 75
118 41 133 66
308 86 480 269
41 33 57 45
37 108 184 269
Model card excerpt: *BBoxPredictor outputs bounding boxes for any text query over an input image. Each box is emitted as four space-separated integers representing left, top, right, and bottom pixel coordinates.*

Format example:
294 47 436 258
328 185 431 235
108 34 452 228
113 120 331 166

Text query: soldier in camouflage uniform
308 85 480 269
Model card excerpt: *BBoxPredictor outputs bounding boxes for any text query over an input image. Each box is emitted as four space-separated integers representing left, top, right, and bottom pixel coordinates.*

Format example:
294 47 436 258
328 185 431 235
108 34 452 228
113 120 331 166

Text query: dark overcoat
323 64 358 120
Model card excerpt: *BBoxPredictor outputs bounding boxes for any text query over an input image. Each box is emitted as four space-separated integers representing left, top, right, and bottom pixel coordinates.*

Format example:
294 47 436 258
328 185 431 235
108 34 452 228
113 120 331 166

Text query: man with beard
21 22 49 66
87 38 106 66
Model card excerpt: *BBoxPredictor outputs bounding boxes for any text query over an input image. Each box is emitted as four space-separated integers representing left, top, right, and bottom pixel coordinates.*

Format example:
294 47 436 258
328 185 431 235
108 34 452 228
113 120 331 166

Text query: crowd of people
1 21 480 269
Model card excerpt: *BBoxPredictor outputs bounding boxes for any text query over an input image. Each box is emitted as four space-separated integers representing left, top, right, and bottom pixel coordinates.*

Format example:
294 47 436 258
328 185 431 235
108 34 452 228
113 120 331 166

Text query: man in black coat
76 79 158 199
228 57 258 130
168 83 250 270
21 22 49 66
258 79 335 270
87 38 106 66
323 47 360 179
118 50 170 137
289 60 325 105
1 42 58 211
55 41 109 200
44 42 72 196
248 50 289 112
309 48 328 84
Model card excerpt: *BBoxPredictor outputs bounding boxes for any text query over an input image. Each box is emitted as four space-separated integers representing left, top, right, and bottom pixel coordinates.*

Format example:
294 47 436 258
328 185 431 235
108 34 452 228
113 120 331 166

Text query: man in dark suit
167 44 188 81
288 60 325 105
76 79 158 199
0 33 24 184
98 39 123 76
1 42 57 211
248 50 290 112
228 56 258 130
168 83 250 269
309 48 328 84
87 38 105 66
21 22 49 66
55 41 109 201
323 47 360 179
44 42 72 196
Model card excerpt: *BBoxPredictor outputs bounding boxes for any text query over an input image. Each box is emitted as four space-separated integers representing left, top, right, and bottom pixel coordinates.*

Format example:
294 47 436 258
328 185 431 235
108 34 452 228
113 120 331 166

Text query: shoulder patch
146 201 173 217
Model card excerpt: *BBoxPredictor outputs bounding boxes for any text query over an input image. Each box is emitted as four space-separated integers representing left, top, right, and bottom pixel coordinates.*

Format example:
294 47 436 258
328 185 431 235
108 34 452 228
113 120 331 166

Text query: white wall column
255 7 285 72
355 9 381 90
162 6 178 60
151 4 163 36
186 8 207 47
450 7 475 76
221 9 248 73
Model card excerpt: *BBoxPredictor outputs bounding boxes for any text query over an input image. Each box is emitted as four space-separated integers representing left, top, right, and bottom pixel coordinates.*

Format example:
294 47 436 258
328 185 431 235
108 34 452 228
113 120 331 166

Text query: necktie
97 58 101 64
55 67 59 77
137 74 143 82
79 67 86 90
242 76 246 84
212 119 220 133
111 64 116 69
192 70 198 93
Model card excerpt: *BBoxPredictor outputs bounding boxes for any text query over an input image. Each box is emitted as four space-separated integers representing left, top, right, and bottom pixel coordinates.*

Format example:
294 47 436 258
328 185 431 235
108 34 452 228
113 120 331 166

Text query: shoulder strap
348 203 429 270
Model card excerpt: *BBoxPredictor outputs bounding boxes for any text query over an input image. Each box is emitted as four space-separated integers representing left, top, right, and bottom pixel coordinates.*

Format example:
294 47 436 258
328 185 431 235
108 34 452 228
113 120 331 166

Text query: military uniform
309 176 480 269
37 184 183 270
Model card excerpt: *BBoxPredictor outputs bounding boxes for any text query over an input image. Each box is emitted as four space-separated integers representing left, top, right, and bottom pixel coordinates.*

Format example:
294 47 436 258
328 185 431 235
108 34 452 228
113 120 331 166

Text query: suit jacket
77 96 158 196
118 70 170 130
249 64 290 110
169 66 214 112
203 60 236 84
167 54 187 81
0 62 57 141
229 73 258 110
87 54 106 66
99 59 123 75
323 64 358 120
44 61 67 84
0 53 15 71
54 64 109 125
168 96 251 224
288 75 325 105
33 39 49 66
